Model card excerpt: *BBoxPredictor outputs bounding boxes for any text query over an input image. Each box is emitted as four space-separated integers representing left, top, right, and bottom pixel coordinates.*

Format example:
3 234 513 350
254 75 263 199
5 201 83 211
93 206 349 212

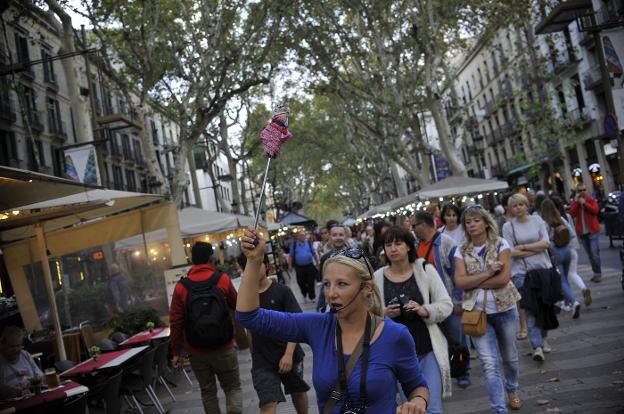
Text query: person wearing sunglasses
455 205 523 412
237 228 430 414
373 225 453 414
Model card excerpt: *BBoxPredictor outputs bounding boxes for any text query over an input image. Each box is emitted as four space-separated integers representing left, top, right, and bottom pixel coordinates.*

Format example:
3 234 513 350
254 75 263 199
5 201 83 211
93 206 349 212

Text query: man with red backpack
170 242 241 413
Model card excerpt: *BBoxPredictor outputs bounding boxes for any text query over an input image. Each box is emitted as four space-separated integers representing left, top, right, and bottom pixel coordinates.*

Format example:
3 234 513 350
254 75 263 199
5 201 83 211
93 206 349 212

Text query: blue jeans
419 352 442 414
512 274 546 349
471 308 520 414
579 233 601 276
551 246 576 306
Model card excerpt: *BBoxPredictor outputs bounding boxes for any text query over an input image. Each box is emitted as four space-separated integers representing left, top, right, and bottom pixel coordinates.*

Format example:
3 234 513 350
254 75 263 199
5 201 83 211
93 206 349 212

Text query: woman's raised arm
236 228 264 312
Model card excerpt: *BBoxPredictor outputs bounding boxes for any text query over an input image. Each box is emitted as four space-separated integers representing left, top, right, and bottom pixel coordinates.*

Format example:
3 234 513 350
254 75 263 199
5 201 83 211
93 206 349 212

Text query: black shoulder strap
180 270 223 291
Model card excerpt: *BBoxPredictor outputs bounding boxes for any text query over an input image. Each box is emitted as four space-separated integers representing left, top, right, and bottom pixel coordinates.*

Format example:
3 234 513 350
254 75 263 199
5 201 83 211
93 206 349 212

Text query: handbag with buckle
461 289 488 336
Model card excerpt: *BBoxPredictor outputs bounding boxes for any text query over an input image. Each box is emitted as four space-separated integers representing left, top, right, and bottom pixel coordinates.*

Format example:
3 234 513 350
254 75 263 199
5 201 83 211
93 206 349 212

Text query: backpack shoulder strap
179 270 223 291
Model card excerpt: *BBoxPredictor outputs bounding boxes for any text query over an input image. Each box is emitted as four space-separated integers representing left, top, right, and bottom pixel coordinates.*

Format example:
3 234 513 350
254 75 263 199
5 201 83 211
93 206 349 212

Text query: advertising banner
64 144 100 185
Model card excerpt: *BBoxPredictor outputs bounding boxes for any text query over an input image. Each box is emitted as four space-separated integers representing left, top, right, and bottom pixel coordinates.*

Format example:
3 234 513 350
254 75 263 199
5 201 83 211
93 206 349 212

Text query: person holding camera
569 183 602 283
373 226 453 414
237 228 430 414
456 205 522 413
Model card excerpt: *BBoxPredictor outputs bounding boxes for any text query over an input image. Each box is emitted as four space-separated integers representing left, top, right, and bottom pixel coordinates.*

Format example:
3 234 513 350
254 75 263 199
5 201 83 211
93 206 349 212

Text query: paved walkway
159 240 623 414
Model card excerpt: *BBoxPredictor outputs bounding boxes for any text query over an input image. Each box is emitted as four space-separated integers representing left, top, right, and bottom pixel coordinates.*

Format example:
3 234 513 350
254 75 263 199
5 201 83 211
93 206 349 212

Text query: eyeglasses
577 188 587 192
330 248 374 277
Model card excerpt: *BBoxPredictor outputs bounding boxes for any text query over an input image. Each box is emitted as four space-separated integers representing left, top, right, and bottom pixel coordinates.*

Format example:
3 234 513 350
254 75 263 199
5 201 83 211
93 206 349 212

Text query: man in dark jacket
569 184 602 282
169 242 241 413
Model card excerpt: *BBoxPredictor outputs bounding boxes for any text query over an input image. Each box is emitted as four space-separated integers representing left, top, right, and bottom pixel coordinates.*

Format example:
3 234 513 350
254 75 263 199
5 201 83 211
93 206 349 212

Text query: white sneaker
533 347 545 362
572 301 581 319
543 340 552 353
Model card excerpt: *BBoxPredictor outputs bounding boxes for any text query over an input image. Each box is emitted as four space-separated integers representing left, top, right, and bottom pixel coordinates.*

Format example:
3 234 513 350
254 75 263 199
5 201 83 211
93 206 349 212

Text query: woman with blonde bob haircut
455 205 523 412
237 228 430 414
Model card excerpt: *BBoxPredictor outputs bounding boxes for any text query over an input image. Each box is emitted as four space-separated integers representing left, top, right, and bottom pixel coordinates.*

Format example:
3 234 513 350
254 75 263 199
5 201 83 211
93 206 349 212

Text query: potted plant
145 321 155 333
89 346 101 361
29 376 43 395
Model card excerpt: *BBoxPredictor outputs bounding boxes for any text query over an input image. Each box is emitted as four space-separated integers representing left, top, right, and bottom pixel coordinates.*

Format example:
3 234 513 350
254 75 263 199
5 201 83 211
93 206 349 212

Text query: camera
389 294 417 321
340 401 366 414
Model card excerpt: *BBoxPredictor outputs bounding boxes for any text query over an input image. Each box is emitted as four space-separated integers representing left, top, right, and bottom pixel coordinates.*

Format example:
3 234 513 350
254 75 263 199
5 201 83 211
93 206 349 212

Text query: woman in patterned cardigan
455 205 523 413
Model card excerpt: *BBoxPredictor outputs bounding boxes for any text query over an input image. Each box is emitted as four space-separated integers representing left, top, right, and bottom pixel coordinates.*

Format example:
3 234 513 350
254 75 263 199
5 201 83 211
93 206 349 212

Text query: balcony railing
492 128 503 143
582 65 603 90
48 119 67 138
26 111 44 132
553 51 580 74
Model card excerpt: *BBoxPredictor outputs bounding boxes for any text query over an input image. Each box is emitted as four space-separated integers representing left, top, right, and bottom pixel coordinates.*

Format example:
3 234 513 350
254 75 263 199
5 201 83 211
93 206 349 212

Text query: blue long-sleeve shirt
236 308 427 413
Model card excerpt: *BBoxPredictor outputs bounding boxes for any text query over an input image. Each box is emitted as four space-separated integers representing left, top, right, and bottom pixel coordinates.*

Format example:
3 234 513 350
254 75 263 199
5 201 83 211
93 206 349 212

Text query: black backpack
179 271 233 347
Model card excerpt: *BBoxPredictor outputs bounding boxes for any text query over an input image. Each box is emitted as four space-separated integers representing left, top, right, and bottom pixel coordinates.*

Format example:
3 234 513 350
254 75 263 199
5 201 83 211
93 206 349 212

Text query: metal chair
96 338 119 352
111 331 130 344
55 359 76 373
154 340 176 402
120 348 165 414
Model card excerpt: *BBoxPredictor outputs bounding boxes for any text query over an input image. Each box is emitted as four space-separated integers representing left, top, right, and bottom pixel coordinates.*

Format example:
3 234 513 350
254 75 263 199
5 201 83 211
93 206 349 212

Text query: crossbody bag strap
422 231 440 263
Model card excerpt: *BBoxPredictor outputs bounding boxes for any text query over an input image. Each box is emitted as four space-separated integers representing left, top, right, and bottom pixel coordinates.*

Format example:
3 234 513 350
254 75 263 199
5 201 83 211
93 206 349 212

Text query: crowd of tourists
162 184 604 414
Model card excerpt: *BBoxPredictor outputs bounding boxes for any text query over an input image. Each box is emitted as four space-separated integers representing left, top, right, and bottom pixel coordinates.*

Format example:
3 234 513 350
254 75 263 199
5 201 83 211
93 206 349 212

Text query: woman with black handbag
455 205 523 412
373 225 453 414
502 193 556 363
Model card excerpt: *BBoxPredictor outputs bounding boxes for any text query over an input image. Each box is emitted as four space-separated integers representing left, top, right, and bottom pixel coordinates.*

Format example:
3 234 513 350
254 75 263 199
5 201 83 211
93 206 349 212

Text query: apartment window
51 145 63 177
126 169 136 191
477 68 484 89
121 134 132 160
92 80 101 114
483 60 490 82
150 120 159 145
0 130 18 165
491 51 499 75
26 139 45 170
140 175 148 193
41 48 56 85
47 98 63 135
104 90 113 115
112 165 124 190
133 139 143 163
118 97 126 114
14 32 29 64
109 133 121 156
466 81 472 100
571 74 585 110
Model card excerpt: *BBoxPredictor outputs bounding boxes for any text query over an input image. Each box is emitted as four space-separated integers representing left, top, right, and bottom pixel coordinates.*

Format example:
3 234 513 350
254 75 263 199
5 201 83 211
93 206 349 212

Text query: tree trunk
218 114 241 213
138 105 171 198
428 100 467 177
187 147 202 208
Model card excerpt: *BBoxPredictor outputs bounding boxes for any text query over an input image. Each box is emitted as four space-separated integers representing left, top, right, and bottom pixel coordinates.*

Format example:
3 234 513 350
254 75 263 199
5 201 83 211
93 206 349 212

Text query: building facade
447 0 623 198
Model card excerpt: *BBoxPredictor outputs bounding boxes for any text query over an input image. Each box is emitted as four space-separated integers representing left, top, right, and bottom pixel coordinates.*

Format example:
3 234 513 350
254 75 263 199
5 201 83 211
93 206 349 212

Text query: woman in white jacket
373 225 453 414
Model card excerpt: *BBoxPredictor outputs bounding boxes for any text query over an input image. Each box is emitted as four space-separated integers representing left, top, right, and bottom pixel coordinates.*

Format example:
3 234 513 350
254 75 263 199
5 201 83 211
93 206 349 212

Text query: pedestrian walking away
169 242 242 414
288 231 319 301
455 205 523 413
237 254 310 414
569 183 603 283
237 228 430 414
539 199 582 318
374 225 453 413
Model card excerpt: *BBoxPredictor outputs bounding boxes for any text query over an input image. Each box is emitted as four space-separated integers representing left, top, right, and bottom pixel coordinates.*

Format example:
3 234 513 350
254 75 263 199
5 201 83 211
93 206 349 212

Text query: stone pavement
159 238 623 414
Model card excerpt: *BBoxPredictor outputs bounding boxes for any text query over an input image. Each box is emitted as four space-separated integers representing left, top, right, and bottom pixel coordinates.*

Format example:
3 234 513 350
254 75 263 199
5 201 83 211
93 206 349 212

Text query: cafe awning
417 176 509 199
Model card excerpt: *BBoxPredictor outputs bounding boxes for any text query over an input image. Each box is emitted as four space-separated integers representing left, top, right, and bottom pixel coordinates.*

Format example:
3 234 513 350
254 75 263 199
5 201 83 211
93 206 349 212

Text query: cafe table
120 327 170 347
0 380 89 413
60 345 149 378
